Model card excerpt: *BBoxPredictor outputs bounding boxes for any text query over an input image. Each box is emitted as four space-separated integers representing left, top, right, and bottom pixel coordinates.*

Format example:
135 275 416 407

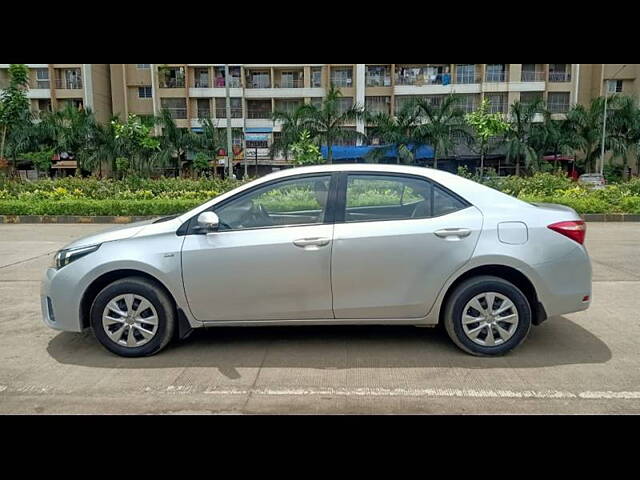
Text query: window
366 65 391 87
214 175 332 230
196 98 210 118
366 96 390 115
138 86 152 98
330 67 353 87
35 68 49 89
215 98 243 118
161 98 187 118
137 64 150 69
485 93 507 114
311 67 322 88
336 97 353 114
485 64 507 82
344 175 467 223
547 92 571 113
456 64 477 84
520 91 543 108
549 64 571 82
159 67 185 88
607 79 623 93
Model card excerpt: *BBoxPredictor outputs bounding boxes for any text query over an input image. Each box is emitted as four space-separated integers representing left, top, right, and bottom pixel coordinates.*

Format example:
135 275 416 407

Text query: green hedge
0 199 202 216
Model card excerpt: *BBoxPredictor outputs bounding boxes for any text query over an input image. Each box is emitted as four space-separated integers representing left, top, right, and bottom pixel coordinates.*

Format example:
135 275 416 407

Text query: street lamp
599 64 627 175
224 64 234 179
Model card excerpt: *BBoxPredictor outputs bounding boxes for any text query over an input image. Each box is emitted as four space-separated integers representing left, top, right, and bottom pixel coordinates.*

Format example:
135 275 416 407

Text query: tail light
548 220 586 245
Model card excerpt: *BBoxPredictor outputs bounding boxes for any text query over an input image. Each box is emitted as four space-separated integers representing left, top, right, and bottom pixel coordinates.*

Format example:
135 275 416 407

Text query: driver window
214 175 332 231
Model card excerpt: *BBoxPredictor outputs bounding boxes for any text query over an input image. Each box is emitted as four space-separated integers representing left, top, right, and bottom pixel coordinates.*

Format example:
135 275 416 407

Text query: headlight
53 244 101 269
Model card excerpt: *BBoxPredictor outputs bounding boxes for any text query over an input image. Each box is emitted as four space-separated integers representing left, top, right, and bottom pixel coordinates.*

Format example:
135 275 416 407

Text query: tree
414 94 469 169
304 86 366 164
111 114 161 176
77 117 120 177
0 64 31 172
465 98 509 176
153 108 197 175
271 104 314 161
606 95 640 178
290 130 324 166
365 99 424 164
22 149 54 177
564 97 607 173
503 98 544 175
529 109 575 172
194 118 225 177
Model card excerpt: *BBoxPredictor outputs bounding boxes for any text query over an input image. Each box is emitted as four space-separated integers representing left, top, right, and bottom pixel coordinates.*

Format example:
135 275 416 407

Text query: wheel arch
438 264 547 326
80 269 177 330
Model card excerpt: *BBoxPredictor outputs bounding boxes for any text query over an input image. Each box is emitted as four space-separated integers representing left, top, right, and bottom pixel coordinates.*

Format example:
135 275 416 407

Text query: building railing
215 108 243 118
55 78 83 89
165 108 187 119
366 76 392 87
197 109 210 119
213 77 242 88
31 80 50 89
548 103 570 114
521 71 546 82
487 102 507 114
194 79 210 88
549 72 572 82
454 73 482 84
395 74 454 86
274 79 304 88
485 72 507 83
331 79 354 88
247 78 271 88
159 78 185 88
246 110 272 119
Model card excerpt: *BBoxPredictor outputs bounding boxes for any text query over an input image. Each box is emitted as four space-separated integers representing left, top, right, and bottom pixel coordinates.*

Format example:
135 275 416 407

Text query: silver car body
41 164 592 333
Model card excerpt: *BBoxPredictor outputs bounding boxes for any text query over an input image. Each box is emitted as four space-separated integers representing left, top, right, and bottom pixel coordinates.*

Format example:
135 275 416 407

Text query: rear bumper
532 246 592 319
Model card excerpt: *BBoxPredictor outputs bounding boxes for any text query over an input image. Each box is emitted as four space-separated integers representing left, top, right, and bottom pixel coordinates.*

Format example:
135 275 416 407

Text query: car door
181 173 336 322
331 172 483 319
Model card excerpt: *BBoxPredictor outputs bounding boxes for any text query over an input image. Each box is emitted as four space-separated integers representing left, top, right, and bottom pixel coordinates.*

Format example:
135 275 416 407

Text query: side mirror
197 211 220 232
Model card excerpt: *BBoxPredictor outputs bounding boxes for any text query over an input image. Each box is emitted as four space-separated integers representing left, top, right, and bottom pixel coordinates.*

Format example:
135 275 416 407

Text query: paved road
0 223 639 414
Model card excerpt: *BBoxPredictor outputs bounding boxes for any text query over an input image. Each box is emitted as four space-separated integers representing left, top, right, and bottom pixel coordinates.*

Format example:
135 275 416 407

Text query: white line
201 386 640 400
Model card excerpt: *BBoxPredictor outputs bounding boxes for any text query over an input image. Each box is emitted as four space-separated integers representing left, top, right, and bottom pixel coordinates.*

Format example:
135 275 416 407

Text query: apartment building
0 64 112 123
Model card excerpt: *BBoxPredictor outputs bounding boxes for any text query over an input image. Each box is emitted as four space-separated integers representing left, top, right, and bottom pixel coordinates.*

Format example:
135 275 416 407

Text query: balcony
55 78 83 89
194 79 210 88
548 102 570 114
549 72 572 83
215 108 243 119
454 73 482 84
247 77 271 89
159 78 185 88
165 108 187 119
31 80 50 89
485 72 507 83
366 76 392 87
246 109 272 119
396 74 451 86
275 79 304 88
521 71 546 82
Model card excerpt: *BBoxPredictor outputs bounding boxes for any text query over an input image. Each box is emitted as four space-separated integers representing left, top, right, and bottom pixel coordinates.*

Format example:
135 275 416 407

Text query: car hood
62 218 159 250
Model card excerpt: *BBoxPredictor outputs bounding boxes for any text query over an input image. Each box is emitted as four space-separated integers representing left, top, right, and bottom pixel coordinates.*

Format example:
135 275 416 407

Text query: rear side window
343 174 468 223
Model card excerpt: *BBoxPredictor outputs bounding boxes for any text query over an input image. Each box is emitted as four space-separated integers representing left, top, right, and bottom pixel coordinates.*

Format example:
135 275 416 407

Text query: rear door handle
434 228 472 239
293 237 331 248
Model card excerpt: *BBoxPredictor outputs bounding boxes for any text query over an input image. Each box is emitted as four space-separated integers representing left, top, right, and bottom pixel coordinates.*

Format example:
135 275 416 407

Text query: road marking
3 384 640 401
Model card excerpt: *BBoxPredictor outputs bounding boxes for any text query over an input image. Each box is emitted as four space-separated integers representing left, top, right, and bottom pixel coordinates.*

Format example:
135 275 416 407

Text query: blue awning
320 144 434 160
245 127 273 133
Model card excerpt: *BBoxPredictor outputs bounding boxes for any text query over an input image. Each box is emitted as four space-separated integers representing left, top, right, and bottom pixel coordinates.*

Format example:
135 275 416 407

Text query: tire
443 275 532 356
90 276 175 357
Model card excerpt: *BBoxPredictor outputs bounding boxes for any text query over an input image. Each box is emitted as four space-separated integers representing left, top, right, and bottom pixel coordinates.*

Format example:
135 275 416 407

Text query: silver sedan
41 164 592 357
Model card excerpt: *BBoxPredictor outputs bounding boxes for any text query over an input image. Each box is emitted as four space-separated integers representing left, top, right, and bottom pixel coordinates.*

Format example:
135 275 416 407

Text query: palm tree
503 98 544 175
153 108 197 176
303 86 366 164
564 97 607 173
76 118 120 177
606 95 640 178
414 95 469 169
365 99 423 164
529 109 574 172
271 104 314 162
193 118 225 177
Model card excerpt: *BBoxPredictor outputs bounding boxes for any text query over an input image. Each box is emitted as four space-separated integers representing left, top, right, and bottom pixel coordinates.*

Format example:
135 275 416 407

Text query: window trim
181 172 340 235
334 171 472 224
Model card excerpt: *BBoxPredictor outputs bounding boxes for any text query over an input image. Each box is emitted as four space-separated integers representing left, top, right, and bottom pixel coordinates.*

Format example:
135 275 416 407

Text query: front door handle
293 237 331 248
434 228 472 239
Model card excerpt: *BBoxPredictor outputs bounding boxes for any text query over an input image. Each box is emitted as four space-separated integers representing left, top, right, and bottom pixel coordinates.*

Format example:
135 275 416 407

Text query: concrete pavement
0 222 639 414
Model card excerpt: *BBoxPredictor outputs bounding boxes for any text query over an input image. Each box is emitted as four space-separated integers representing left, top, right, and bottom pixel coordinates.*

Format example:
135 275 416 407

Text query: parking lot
0 222 639 414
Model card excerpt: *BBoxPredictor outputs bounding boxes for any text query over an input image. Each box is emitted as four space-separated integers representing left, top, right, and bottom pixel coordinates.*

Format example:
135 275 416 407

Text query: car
578 173 606 190
41 164 592 357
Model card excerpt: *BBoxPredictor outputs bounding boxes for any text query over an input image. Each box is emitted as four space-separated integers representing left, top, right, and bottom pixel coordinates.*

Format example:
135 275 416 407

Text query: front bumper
40 266 84 332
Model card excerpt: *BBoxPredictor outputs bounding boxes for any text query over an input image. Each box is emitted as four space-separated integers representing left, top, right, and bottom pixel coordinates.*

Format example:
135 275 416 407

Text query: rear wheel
90 277 175 357
444 275 532 356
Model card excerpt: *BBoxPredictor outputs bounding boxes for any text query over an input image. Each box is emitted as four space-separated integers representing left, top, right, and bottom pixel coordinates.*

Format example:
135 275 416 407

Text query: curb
1 214 640 224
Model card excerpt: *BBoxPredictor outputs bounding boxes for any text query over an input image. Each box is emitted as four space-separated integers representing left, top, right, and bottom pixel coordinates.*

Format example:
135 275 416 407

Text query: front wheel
443 275 532 356
90 277 175 357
